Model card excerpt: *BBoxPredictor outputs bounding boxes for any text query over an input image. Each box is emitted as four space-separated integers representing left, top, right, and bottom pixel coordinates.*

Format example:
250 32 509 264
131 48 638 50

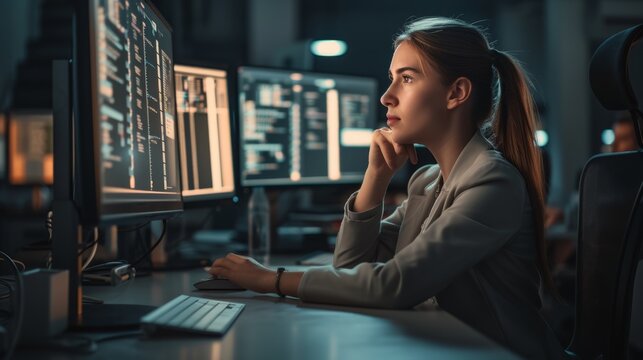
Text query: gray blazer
297 132 564 359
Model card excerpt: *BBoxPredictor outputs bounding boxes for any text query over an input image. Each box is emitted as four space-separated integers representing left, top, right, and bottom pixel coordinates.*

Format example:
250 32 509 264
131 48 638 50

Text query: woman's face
380 41 449 145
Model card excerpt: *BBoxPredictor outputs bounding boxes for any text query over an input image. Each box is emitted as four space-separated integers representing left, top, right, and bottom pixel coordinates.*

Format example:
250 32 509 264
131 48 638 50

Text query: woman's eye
402 74 413 83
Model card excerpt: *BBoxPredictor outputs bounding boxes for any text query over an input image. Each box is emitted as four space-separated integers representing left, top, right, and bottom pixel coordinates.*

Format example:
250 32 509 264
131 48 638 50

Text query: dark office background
1 0 642 205
0 0 641 347
0 0 640 236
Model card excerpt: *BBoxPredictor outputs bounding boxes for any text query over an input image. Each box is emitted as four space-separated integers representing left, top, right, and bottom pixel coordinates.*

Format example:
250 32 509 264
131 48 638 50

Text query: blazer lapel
396 131 496 251
425 192 447 230
395 192 437 253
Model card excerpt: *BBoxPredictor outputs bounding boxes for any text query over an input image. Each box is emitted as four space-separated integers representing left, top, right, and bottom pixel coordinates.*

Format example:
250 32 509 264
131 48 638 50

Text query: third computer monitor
7 111 53 186
238 67 377 187
174 65 235 201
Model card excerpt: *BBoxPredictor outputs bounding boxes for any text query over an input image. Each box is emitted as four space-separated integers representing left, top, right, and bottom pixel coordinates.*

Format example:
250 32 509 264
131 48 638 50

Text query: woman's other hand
209 253 275 293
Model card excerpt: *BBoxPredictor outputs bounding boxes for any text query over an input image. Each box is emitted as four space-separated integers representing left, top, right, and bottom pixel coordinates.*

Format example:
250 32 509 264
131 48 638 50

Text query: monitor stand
78 304 156 329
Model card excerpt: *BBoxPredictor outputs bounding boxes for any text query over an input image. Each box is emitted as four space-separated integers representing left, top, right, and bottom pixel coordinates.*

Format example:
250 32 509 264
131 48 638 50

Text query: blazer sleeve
332 166 432 268
298 160 527 309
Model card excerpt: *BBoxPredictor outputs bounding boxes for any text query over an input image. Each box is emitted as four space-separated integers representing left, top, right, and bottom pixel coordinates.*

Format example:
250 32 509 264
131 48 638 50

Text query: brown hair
395 18 555 295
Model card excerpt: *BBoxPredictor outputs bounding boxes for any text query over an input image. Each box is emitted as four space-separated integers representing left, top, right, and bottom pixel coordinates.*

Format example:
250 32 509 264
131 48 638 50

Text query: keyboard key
156 296 198 325
181 303 215 329
167 302 207 327
193 303 228 330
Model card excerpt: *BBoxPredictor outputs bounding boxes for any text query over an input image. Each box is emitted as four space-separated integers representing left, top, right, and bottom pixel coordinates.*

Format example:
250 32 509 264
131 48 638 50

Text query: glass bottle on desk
248 187 270 264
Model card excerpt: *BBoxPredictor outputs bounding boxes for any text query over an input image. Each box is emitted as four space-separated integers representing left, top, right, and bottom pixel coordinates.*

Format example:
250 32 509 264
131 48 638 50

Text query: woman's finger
213 257 235 269
226 253 246 264
381 128 411 160
374 132 398 169
209 266 230 278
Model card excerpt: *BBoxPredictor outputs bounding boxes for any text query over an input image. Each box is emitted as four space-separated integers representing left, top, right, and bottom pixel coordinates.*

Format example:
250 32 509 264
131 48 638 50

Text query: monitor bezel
74 0 183 225
236 65 378 189
173 64 238 204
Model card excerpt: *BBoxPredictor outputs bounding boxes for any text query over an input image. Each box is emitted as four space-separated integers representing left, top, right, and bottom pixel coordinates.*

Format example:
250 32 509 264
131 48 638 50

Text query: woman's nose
380 86 397 107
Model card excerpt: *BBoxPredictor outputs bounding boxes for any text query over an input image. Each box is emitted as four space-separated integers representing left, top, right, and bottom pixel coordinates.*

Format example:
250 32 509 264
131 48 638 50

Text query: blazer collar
440 131 496 192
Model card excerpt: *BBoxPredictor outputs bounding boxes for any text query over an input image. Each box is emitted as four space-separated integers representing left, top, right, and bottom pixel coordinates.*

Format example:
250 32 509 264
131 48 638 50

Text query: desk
17 266 519 359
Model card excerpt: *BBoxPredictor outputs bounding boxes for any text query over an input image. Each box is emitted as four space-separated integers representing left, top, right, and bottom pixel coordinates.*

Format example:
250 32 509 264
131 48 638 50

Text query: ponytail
491 50 556 296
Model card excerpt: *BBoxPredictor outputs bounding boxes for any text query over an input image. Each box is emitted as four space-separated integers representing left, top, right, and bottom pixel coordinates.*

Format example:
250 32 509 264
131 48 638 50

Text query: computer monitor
174 65 235 202
238 67 377 187
7 111 54 186
51 0 181 328
75 0 182 224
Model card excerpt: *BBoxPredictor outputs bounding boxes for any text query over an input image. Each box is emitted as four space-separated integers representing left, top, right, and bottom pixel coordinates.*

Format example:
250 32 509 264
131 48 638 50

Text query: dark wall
153 0 248 68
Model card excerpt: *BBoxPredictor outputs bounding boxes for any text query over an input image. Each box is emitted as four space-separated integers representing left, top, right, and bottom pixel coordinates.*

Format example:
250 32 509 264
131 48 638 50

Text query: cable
45 210 53 241
0 279 13 301
81 228 99 271
0 259 24 273
78 227 99 256
131 219 167 267
95 330 142 343
84 261 128 273
48 210 98 261
81 220 165 276
82 295 104 305
13 260 25 272
0 251 23 360
117 221 150 233
78 240 98 256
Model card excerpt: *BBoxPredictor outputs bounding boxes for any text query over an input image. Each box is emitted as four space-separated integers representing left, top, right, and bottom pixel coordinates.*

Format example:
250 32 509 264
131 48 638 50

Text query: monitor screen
238 67 377 187
77 0 182 223
8 111 53 185
174 65 235 201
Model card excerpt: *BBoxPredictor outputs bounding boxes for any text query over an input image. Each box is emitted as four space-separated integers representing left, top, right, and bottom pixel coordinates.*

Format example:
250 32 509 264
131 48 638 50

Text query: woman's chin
391 131 415 145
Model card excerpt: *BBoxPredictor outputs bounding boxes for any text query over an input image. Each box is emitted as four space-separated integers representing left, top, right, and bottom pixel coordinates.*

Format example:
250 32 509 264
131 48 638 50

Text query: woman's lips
386 116 400 127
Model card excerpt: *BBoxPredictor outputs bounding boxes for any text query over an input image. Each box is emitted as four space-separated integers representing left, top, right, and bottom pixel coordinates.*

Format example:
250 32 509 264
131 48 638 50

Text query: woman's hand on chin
369 128 418 177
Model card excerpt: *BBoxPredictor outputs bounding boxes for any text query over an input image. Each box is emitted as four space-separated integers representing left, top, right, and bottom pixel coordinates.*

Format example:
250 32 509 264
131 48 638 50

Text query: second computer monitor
238 67 377 187
175 65 235 201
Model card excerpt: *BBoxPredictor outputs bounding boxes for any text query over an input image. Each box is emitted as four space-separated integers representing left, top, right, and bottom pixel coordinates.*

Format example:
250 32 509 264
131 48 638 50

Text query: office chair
566 24 643 359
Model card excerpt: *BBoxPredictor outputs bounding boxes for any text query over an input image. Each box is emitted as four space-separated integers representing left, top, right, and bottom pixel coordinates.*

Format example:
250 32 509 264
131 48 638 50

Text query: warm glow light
536 130 549 147
290 73 303 81
310 40 347 57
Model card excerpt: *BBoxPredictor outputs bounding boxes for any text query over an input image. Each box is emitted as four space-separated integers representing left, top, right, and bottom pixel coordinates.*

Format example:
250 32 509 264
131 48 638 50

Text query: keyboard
297 251 334 266
141 295 245 336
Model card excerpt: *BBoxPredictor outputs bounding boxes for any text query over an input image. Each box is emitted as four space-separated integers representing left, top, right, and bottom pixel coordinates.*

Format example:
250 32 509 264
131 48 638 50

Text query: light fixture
310 40 347 57
535 130 549 147
601 129 615 145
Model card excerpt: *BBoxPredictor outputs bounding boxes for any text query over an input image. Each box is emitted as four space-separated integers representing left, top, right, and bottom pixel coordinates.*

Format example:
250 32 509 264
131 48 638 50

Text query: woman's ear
446 77 472 110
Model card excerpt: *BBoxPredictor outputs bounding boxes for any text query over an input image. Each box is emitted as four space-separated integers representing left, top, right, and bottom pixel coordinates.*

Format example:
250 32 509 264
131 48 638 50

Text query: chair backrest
570 154 643 359
614 184 643 359
568 23 643 359
628 258 643 358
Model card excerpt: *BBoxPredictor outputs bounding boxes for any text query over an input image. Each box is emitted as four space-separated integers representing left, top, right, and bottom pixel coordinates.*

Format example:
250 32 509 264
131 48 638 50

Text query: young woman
210 17 564 358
